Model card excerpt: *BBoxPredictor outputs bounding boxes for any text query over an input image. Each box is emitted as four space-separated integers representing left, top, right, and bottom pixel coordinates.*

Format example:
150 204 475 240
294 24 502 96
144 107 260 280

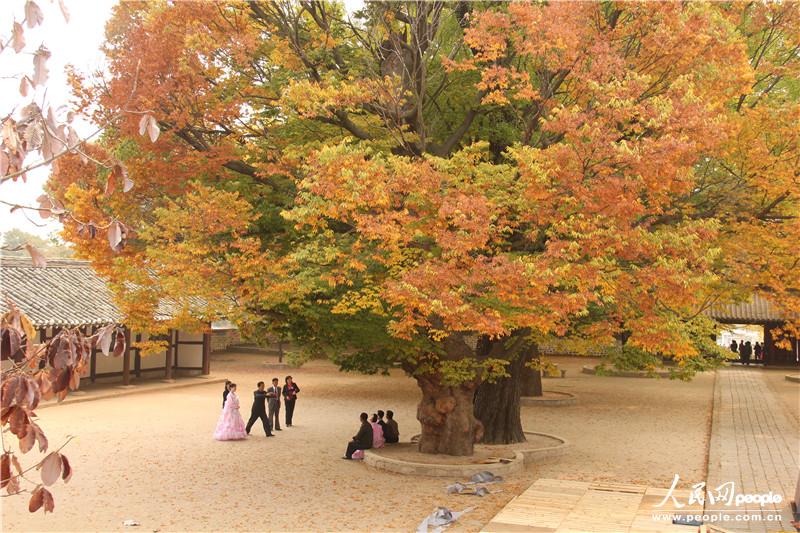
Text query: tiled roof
707 294 786 323
1 256 121 327
0 256 206 328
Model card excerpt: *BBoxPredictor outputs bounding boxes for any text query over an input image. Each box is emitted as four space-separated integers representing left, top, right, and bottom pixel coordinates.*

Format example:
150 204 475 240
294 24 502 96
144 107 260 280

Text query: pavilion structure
0 256 214 383
709 294 799 367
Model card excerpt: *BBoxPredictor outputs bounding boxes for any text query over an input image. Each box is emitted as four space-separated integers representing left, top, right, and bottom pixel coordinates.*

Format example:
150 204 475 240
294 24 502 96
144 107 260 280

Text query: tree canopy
50 1 800 454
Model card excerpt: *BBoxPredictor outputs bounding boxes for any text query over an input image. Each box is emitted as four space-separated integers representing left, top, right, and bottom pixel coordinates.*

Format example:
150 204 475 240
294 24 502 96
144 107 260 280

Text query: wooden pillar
202 331 211 375
165 329 174 380
90 325 97 383
174 330 180 368
122 327 131 386
134 333 142 377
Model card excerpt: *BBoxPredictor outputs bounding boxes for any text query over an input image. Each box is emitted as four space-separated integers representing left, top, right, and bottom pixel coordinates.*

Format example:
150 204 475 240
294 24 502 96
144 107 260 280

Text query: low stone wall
364 431 569 477
363 448 525 478
520 391 577 406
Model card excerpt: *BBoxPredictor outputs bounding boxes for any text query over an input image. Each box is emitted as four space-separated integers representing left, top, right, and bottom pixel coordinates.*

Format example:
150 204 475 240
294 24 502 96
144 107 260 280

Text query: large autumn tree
50 1 799 455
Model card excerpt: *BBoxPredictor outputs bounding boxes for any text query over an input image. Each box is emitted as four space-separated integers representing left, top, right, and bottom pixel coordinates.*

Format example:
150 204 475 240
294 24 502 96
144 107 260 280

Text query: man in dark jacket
267 378 282 431
343 412 372 459
245 381 274 437
383 410 399 444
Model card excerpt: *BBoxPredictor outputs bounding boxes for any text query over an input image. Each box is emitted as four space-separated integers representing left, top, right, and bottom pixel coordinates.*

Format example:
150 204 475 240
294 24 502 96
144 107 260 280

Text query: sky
1 0 115 240
0 0 365 243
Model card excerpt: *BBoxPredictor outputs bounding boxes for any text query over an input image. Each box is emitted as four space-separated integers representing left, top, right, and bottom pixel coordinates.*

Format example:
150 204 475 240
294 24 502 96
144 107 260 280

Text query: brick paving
705 368 799 532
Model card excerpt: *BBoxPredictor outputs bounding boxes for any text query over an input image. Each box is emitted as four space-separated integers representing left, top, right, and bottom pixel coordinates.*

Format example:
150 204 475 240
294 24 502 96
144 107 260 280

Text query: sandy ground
2 353 716 532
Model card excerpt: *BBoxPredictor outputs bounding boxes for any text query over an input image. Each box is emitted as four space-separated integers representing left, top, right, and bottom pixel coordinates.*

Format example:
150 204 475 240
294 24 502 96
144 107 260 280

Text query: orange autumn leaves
49 1 800 361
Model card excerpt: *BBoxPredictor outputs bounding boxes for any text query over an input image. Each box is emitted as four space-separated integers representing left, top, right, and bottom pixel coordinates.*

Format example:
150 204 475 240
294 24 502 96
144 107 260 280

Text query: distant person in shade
383 410 399 444
729 340 739 354
742 340 753 366
754 341 763 361
283 375 300 427
343 412 372 459
376 410 387 434
222 380 232 408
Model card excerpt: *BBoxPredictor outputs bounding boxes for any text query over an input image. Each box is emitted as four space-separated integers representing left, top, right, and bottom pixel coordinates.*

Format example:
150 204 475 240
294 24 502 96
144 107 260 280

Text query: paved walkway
480 478 706 532
705 368 799 532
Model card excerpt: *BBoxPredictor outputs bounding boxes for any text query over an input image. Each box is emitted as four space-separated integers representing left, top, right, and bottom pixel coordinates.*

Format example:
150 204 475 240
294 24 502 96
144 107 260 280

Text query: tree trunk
415 334 483 456
521 345 543 397
416 376 482 455
473 332 537 444
474 351 527 444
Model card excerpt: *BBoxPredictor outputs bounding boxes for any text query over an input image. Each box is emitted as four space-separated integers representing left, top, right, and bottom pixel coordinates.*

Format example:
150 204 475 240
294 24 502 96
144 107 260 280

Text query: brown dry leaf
19 76 30 97
58 0 69 22
39 452 62 486
0 453 10 489
32 46 50 86
42 487 55 513
112 330 126 357
24 1 44 28
28 486 44 512
12 22 25 53
19 427 35 453
60 454 72 483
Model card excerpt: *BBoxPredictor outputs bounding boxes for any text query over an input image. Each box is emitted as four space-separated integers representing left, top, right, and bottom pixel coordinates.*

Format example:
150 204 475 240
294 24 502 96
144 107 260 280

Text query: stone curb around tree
582 364 671 378
36 376 227 409
363 431 569 477
520 391 577 406
785 374 800 383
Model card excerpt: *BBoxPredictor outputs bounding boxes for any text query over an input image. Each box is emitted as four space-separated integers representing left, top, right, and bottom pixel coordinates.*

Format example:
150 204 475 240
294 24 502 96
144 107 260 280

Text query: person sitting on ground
376 410 387 433
383 410 399 444
343 412 373 460
370 413 385 449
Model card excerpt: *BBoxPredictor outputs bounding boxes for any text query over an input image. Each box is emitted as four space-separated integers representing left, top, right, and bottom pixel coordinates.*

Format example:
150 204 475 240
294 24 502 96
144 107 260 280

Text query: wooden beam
122 326 131 386
174 330 180 368
202 331 211 375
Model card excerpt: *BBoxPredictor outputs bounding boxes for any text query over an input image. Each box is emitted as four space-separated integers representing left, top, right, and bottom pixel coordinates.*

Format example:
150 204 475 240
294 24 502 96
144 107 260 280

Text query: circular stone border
363 431 569 477
521 391 577 406
785 374 800 383
582 364 671 378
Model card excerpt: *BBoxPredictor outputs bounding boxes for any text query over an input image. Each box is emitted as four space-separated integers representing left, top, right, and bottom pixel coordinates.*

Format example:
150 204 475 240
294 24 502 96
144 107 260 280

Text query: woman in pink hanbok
370 413 385 448
213 383 248 440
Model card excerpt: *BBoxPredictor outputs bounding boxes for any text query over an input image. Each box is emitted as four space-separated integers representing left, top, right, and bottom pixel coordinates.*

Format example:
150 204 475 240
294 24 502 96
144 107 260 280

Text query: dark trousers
246 410 272 436
269 402 281 430
345 441 366 459
385 435 398 444
285 399 296 426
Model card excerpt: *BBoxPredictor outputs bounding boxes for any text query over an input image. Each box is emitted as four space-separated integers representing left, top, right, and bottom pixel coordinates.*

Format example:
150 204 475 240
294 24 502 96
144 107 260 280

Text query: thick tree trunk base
416 380 483 456
474 351 527 445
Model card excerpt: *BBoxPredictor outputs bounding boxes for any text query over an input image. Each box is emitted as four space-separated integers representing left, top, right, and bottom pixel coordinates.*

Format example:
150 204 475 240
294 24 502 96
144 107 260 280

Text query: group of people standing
214 376 300 441
729 339 763 366
343 410 400 460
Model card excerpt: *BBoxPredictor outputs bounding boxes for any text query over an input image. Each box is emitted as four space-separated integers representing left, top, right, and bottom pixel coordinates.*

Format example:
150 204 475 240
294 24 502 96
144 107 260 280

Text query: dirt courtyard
2 354 718 532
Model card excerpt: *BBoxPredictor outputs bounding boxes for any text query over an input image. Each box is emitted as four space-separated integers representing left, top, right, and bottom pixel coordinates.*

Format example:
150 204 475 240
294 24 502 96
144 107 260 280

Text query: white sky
0 0 364 242
1 0 114 240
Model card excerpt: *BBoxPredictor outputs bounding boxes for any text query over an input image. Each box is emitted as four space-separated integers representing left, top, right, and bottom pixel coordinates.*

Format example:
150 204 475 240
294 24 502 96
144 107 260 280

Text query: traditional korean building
0 255 226 383
709 294 800 367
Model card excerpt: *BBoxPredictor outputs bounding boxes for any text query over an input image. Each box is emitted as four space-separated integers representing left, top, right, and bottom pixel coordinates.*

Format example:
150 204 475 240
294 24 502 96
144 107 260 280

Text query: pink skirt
213 407 247 440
